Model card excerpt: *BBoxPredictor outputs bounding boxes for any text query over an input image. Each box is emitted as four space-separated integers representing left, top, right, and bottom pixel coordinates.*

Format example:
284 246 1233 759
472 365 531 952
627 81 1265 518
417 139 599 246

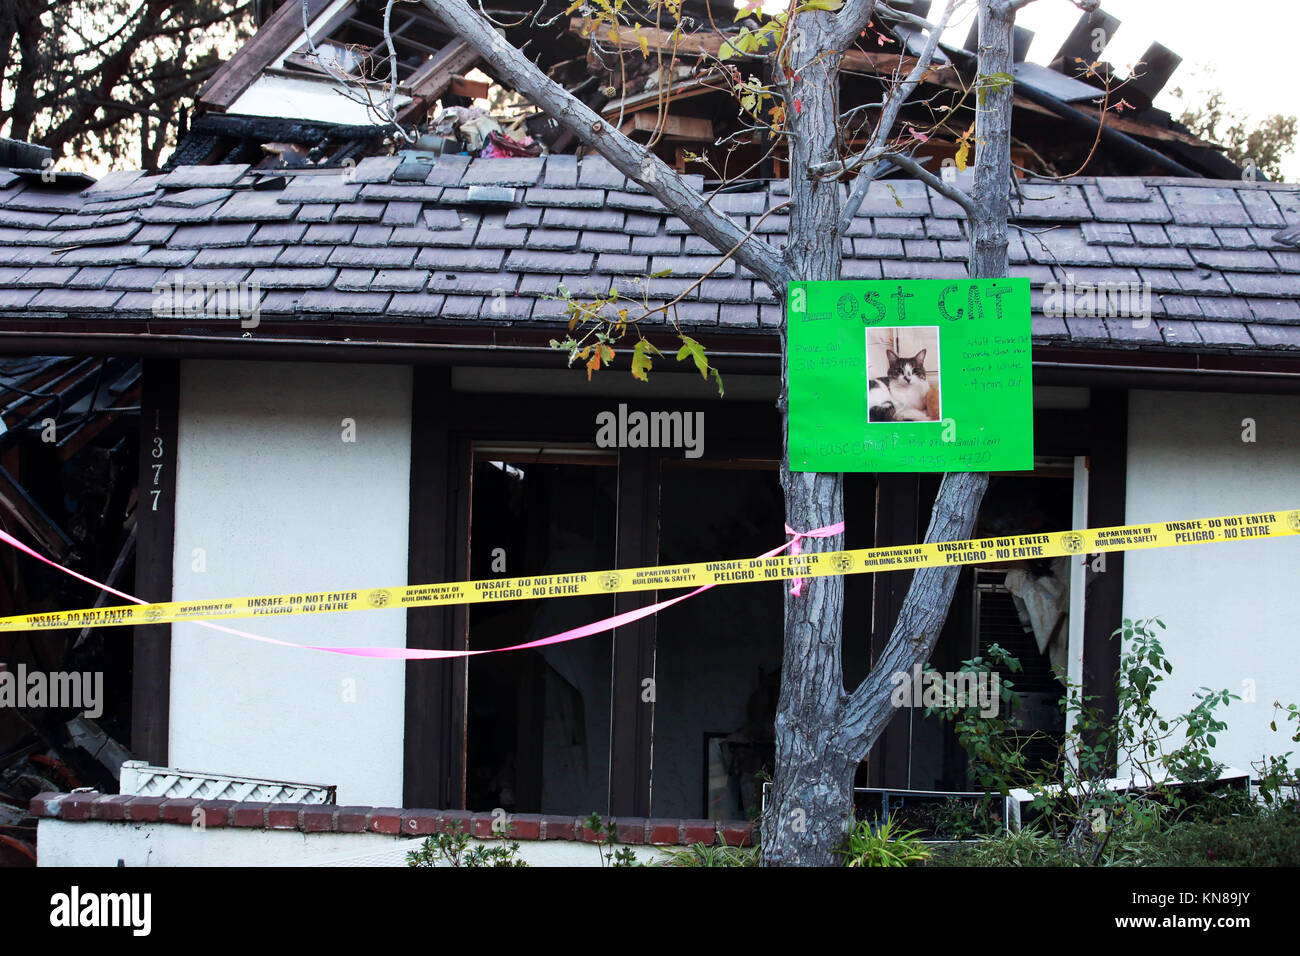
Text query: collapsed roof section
176 0 1239 180
0 155 1298 359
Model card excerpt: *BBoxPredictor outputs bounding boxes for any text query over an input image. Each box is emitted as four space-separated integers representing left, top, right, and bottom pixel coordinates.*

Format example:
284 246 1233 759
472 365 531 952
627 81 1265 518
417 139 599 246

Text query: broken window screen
653 462 784 821
465 456 616 816
288 1 456 86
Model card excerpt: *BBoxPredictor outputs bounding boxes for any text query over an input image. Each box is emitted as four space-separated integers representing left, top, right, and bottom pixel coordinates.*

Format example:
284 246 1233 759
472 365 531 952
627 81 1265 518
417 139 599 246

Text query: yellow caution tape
2 508 1296 633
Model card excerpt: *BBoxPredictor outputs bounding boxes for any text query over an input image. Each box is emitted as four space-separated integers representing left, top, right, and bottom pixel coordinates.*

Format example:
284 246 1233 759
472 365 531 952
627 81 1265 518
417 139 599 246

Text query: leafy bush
931 825 1083 867
1255 701 1300 806
838 817 931 867
1140 806 1300 866
657 842 758 867
929 619 1249 863
406 822 529 867
922 617 1300 867
583 812 642 867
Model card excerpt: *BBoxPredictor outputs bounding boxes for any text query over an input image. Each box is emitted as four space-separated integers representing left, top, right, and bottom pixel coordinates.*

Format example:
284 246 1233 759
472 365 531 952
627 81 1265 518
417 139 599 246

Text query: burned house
2 1 1299 863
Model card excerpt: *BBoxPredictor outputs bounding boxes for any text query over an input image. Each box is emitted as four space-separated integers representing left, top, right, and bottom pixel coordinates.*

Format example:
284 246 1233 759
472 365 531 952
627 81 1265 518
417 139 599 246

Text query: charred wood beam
569 16 932 81
943 45 1200 178
199 0 335 111
184 112 391 144
1000 79 1200 177
0 358 108 448
0 465 74 561
70 528 136 654
397 37 483 123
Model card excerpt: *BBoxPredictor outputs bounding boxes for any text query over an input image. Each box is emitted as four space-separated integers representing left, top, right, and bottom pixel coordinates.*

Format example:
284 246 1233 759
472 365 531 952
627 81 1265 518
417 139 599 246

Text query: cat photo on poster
866 326 941 423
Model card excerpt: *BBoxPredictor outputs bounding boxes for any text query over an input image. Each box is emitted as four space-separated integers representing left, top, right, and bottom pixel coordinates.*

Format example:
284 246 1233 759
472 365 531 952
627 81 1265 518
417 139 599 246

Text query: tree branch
418 0 788 290
836 470 988 760
835 0 880 47
839 0 1023 763
878 150 978 218
836 0 961 230
997 0 1098 12
876 1 945 33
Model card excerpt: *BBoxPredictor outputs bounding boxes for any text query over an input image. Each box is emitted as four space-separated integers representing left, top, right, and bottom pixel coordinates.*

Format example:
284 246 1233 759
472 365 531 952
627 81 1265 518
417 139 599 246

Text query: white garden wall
1124 388 1300 774
35 819 670 867
169 360 412 806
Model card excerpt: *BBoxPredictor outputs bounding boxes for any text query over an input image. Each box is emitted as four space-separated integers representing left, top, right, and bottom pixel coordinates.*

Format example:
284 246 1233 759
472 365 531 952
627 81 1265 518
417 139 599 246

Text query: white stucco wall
169 360 412 805
1124 389 1300 775
36 820 670 867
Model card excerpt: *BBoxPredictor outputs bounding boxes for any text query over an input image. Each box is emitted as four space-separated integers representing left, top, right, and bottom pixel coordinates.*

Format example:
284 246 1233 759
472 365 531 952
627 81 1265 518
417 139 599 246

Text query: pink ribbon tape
0 521 843 661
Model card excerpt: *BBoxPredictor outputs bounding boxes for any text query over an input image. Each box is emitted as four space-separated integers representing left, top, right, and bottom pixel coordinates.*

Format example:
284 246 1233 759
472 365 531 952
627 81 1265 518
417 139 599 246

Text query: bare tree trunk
415 0 1025 866
840 0 1016 758
767 1 1020 863
761 11 853 867
968 2 1016 280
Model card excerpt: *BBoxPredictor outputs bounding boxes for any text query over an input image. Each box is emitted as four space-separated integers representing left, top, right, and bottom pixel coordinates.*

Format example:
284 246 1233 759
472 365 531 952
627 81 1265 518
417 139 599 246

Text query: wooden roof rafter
199 0 336 111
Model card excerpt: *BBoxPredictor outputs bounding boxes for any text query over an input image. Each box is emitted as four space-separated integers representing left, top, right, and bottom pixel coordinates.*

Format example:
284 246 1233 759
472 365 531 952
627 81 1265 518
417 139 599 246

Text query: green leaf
677 334 710 379
799 0 844 10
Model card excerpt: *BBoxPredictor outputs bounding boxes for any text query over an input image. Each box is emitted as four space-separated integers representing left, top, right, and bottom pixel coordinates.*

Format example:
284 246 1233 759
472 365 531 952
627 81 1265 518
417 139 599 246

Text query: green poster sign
788 278 1033 473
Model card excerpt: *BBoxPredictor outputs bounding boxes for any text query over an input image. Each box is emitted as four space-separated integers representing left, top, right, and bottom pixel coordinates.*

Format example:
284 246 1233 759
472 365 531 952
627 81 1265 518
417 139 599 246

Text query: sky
943 0 1300 180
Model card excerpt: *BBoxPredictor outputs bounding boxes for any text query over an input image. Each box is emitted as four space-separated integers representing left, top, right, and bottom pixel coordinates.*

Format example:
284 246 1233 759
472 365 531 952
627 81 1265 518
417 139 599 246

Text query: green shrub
1141 806 1300 866
930 825 1083 867
657 842 758 867
406 822 529 867
838 817 931 867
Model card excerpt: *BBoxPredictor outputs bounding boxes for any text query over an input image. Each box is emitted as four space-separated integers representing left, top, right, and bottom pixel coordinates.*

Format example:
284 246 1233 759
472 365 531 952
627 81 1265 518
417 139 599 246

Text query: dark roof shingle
0 156 1295 353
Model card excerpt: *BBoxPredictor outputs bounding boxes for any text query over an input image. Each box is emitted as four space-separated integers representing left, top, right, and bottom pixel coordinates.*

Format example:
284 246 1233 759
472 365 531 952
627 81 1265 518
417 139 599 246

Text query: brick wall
30 792 755 847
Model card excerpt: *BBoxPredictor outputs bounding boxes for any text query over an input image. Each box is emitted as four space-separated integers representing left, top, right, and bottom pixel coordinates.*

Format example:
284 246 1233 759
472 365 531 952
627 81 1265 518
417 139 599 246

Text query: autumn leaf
954 121 974 171
630 337 662 382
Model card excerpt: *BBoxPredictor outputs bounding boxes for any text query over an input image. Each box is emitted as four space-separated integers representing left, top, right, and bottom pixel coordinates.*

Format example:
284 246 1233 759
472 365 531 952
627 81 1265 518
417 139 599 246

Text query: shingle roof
1 156 1298 353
